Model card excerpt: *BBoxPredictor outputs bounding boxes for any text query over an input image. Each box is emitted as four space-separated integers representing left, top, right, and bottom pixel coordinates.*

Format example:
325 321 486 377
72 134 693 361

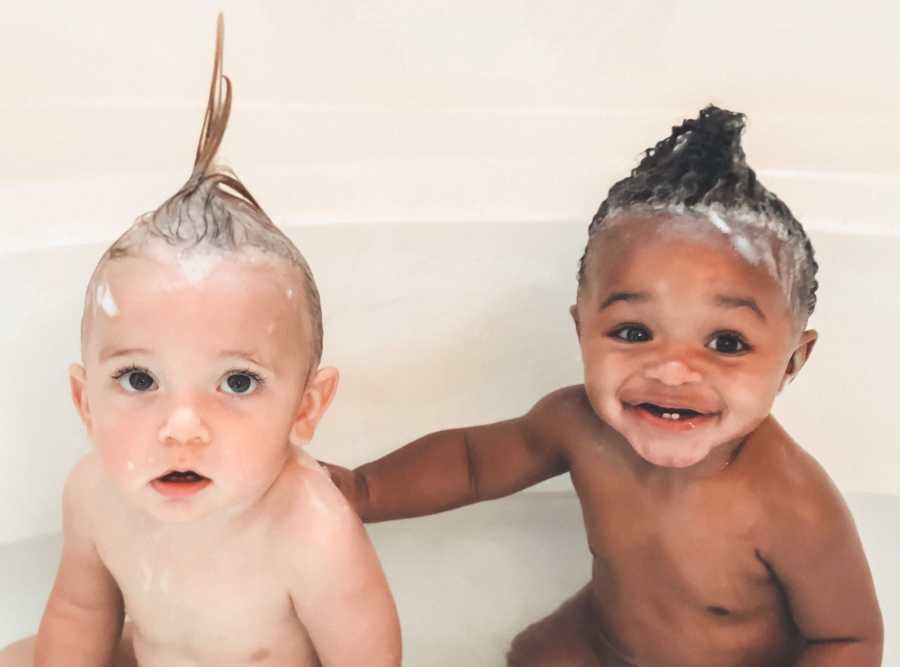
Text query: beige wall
1 1 898 543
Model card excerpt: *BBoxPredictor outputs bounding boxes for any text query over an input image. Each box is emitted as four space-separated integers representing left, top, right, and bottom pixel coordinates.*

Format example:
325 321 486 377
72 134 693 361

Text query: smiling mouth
637 403 706 420
625 402 718 430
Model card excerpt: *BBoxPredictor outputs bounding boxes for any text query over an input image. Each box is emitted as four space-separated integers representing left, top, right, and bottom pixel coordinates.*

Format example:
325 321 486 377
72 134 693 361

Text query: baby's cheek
724 373 778 420
229 422 291 480
92 415 153 479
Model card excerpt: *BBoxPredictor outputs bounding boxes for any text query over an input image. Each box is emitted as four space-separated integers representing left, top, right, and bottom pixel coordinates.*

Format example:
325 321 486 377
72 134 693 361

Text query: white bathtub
2 1 898 663
1 221 898 664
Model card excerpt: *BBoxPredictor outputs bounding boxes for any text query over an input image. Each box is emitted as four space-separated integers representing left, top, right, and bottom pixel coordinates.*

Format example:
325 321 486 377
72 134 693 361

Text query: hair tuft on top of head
138 12 283 251
577 105 819 319
90 14 325 364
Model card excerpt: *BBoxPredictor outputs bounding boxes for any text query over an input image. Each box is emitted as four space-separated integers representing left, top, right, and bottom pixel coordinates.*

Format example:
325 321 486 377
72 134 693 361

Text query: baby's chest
579 484 775 614
103 538 303 654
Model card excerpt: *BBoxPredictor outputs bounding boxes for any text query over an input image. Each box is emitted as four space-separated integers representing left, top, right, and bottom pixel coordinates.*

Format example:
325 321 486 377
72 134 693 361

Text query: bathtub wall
1 1 898 544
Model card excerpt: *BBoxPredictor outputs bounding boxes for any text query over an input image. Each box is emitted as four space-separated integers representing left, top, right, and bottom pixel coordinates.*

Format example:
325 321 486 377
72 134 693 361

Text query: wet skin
326 214 883 666
6 251 401 667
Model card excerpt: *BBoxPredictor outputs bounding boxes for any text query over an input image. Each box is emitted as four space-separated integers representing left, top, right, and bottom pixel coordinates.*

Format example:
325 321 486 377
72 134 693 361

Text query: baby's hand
317 461 365 516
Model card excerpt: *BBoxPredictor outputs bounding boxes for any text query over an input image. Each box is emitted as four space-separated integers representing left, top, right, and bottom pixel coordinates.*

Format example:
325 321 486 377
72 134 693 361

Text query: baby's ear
569 304 581 339
69 364 92 432
289 367 339 447
781 329 818 390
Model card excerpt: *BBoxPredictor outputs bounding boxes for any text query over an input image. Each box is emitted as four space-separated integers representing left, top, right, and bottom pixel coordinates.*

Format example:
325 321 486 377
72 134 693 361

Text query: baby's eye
220 371 263 396
707 333 750 355
113 367 157 393
610 325 652 343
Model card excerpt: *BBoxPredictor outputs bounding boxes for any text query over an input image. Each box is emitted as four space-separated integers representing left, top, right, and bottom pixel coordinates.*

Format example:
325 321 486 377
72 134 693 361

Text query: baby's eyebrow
218 350 267 367
99 347 150 362
599 291 652 310
713 295 767 322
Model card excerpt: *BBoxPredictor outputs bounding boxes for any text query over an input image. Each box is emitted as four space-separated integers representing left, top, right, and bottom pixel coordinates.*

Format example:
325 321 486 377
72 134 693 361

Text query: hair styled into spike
84 15 323 364
577 105 819 320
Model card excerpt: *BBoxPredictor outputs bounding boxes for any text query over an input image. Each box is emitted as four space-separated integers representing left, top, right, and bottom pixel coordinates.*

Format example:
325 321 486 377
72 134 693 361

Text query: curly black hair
577 105 818 319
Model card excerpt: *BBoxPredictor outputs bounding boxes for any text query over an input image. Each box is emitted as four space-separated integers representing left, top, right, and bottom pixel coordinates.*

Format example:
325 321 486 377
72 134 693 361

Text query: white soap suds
706 209 732 235
731 235 760 264
175 250 223 284
95 283 119 317
603 203 807 316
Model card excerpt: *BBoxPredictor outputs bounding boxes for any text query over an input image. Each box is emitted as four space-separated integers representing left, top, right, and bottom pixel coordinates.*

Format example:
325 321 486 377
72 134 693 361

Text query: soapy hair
577 105 819 320
84 15 323 364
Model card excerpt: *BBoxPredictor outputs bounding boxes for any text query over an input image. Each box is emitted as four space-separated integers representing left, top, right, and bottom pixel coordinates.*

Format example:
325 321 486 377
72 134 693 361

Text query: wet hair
84 15 323 364
576 105 818 320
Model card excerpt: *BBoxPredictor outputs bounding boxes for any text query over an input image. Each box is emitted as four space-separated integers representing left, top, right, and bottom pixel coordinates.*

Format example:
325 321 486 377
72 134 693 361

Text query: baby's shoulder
59 451 113 538
525 385 617 458
744 417 846 526
527 385 602 436
265 450 362 543
742 418 861 565
62 451 106 509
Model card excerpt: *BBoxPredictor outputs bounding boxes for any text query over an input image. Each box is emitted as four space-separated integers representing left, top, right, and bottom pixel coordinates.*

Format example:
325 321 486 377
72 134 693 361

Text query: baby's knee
506 623 563 667
506 627 540 667
0 636 35 667
506 619 605 667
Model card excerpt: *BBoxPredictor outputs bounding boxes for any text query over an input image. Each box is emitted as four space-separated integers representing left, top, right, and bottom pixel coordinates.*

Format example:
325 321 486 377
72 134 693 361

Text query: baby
325 107 883 666
1 17 400 667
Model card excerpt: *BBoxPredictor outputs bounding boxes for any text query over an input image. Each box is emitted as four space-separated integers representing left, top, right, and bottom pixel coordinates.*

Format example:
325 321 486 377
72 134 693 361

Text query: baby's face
575 213 815 469
74 248 324 522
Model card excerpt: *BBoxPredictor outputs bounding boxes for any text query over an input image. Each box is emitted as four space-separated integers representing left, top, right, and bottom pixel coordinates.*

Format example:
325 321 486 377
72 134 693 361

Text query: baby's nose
158 406 211 446
643 359 702 386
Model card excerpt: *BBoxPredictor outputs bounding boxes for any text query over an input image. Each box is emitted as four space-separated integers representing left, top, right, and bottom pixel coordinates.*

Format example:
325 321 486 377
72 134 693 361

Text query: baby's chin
630 441 713 469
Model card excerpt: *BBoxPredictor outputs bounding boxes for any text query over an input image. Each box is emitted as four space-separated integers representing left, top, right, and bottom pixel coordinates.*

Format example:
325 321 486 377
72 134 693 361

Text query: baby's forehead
82 246 310 350
98 244 304 296
588 211 791 296
594 210 782 267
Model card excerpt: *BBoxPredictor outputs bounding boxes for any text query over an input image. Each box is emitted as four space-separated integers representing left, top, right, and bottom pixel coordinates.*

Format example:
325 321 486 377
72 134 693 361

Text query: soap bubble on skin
172 249 224 285
95 282 119 317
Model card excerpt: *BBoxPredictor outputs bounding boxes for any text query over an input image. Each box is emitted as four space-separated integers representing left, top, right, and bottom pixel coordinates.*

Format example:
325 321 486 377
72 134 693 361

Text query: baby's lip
623 399 718 416
156 469 210 483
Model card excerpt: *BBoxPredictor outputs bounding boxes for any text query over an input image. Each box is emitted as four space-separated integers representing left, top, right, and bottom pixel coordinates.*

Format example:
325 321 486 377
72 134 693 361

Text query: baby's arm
327 387 581 522
760 456 883 666
35 459 125 666
285 467 401 667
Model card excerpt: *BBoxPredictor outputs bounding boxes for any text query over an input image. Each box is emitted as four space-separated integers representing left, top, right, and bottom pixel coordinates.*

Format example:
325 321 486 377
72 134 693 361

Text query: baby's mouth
157 470 209 483
637 403 705 421
151 469 212 498
624 401 718 431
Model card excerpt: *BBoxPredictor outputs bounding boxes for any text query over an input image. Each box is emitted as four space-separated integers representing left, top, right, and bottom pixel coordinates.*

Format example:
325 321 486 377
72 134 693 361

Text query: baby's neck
622 434 748 487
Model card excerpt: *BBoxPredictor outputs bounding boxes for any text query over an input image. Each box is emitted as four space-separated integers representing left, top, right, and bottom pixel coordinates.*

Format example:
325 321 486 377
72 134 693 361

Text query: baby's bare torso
563 401 804 667
81 453 325 667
